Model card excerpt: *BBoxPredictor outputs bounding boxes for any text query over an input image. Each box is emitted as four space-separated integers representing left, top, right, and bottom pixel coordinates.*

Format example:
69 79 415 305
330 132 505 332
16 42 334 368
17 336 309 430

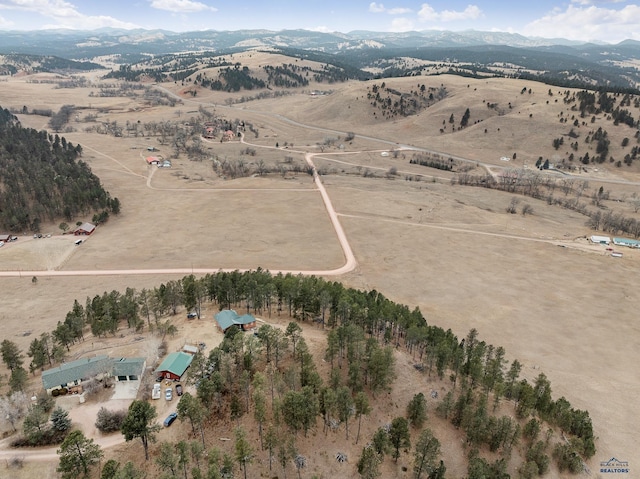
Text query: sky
0 0 638 44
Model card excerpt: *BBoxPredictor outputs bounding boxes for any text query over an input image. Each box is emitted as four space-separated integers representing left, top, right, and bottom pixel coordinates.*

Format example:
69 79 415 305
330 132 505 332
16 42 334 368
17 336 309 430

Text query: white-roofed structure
590 235 611 245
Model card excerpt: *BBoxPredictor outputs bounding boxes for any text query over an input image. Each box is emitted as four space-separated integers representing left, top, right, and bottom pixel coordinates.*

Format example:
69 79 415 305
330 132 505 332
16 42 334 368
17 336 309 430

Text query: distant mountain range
1 28 638 57
1 28 639 90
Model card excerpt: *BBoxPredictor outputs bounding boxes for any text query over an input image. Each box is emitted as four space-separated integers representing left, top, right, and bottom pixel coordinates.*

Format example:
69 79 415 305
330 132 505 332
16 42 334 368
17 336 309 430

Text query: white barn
590 235 611 245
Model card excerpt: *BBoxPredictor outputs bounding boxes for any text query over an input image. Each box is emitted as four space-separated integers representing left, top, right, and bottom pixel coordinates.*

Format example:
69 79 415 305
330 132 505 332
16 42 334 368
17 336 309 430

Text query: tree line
0 107 119 231
0 269 595 477
452 169 640 238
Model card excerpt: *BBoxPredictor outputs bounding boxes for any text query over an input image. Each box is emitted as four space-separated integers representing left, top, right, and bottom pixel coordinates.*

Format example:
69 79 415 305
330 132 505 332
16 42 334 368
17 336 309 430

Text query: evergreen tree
120 400 160 460
57 430 103 479
388 417 411 462
407 392 428 428
357 446 381 479
51 406 72 432
413 428 441 479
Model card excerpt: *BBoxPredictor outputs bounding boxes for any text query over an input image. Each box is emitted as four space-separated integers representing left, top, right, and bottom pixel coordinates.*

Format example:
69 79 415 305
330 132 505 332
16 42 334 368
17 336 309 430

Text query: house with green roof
41 355 146 394
42 355 112 394
155 351 193 380
613 237 640 248
214 309 257 333
112 357 146 382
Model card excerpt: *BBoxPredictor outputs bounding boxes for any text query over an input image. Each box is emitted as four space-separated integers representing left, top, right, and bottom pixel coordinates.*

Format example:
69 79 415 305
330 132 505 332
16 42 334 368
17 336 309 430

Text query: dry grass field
0 63 639 478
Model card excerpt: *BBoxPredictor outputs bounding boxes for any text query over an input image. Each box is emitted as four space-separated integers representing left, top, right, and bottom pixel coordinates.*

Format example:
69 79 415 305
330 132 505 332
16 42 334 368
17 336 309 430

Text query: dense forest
0 107 119 231
13 269 594 478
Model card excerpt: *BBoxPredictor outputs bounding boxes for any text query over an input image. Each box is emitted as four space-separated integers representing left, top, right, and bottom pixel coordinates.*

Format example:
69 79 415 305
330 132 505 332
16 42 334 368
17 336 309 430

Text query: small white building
590 235 611 245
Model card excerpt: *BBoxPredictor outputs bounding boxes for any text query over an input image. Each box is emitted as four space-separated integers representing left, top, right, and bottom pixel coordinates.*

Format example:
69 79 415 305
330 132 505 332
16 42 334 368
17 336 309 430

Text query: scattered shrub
95 407 127 433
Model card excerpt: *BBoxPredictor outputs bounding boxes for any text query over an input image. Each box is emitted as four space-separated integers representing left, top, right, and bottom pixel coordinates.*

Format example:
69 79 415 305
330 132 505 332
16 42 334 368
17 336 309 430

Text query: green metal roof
155 352 193 377
42 355 111 390
214 310 256 331
112 357 146 377
214 309 238 331
613 237 640 246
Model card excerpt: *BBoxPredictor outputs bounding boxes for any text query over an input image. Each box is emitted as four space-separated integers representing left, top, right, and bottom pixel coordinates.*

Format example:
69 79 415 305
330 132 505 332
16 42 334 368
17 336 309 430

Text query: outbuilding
74 222 96 236
155 352 193 381
214 309 257 333
590 235 611 245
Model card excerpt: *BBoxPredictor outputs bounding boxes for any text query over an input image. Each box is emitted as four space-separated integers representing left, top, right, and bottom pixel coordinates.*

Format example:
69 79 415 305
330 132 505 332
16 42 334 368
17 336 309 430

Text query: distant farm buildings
613 237 640 248
214 309 257 333
203 125 216 139
590 235 611 245
146 156 161 165
74 222 96 236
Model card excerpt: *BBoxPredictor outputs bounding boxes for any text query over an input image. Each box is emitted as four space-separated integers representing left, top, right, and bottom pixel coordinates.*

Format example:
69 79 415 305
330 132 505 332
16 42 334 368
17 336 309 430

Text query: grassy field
0 64 639 477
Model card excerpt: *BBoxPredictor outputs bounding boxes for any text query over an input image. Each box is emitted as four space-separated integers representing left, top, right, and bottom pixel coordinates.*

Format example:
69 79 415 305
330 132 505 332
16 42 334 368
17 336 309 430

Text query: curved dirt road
0 431 125 462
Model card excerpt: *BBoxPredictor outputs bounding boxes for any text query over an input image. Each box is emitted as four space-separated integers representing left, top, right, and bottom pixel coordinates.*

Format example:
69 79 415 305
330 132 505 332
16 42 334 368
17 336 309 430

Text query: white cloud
0 0 139 29
418 3 483 23
524 4 640 43
571 0 627 4
369 2 411 15
369 2 385 13
390 17 415 31
310 25 333 33
388 7 412 15
149 0 216 13
0 15 13 27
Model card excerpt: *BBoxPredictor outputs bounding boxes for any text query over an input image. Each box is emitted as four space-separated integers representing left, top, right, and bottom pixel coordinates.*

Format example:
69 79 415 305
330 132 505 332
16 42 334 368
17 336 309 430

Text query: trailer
152 383 161 399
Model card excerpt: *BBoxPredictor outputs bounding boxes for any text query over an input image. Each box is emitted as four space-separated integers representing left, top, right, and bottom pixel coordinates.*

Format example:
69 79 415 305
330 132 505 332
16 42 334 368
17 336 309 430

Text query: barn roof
75 222 96 234
155 352 193 377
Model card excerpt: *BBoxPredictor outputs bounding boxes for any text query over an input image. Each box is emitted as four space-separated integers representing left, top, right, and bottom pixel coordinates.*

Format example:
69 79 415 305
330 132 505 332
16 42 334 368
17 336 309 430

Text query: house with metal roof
155 352 193 381
112 357 146 382
613 237 640 248
42 355 112 394
214 309 257 333
41 355 147 394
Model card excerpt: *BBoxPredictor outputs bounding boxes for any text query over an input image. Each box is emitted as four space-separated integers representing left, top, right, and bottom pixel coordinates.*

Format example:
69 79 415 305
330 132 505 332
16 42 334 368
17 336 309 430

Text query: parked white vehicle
152 383 161 400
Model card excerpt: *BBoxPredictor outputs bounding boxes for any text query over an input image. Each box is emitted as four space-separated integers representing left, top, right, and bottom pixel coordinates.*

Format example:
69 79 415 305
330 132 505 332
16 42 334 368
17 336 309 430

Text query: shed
214 309 257 333
74 222 96 236
112 357 146 382
0 234 10 242
155 352 193 381
42 355 111 394
182 344 199 355
590 235 611 245
146 156 160 165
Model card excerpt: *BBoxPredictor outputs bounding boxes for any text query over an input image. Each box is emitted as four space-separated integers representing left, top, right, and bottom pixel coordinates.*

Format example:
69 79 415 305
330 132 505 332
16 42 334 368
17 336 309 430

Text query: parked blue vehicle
163 412 178 427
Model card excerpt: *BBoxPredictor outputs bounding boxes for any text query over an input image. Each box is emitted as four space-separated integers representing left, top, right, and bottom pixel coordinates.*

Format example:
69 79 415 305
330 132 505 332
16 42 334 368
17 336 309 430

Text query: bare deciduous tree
0 391 28 432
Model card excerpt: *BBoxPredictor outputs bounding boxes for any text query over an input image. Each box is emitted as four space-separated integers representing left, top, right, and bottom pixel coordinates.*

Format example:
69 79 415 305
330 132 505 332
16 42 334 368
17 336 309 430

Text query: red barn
74 222 96 235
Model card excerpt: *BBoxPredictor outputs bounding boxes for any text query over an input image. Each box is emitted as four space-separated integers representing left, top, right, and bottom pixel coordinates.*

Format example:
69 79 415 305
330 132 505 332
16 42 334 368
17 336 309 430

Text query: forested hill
0 107 119 232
